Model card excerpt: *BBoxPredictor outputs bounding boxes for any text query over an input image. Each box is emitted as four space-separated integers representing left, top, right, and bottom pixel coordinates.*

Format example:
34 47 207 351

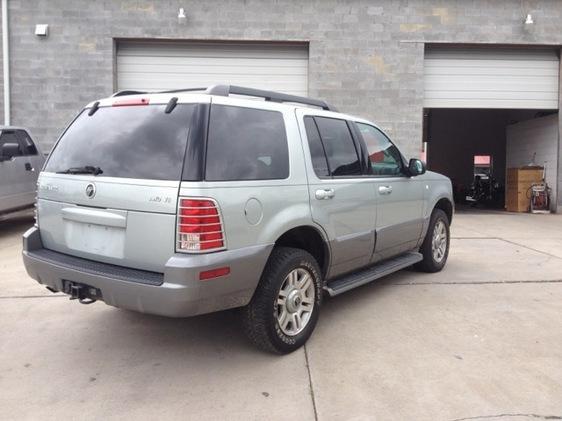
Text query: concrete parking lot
1 211 562 421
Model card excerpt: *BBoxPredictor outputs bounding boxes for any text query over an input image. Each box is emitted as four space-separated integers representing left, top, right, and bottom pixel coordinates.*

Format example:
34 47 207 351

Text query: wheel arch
434 197 454 224
273 225 330 278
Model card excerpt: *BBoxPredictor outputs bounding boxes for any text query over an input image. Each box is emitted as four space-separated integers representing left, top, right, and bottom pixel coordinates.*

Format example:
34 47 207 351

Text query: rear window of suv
45 104 195 181
205 105 289 181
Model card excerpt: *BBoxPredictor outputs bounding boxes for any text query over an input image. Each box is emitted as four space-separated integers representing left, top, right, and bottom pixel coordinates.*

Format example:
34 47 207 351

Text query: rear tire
242 247 322 354
415 209 450 273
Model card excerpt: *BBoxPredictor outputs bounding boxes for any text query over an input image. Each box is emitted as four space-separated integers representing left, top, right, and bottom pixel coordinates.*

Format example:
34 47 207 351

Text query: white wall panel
506 114 559 209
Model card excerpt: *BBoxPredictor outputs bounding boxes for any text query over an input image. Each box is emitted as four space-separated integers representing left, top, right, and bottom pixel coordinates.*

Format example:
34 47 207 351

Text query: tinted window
0 131 23 157
304 117 329 177
357 123 403 176
205 105 289 181
45 105 195 180
314 117 361 177
16 131 38 155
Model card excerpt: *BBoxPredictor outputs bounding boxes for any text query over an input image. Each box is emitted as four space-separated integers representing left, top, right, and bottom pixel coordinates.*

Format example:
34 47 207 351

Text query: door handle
24 162 34 172
378 185 393 195
315 189 335 200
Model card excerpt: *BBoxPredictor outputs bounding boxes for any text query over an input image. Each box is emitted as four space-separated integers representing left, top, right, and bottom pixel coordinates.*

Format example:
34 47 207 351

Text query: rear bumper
22 226 273 317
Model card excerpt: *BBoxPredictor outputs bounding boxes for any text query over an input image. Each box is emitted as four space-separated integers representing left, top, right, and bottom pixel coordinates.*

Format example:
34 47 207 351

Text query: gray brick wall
4 0 562 166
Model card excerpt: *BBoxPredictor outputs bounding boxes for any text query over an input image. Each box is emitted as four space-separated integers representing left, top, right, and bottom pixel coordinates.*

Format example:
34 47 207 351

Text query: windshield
45 104 195 181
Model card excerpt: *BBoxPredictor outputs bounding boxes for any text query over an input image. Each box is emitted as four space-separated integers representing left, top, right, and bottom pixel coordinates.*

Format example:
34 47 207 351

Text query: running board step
324 252 423 297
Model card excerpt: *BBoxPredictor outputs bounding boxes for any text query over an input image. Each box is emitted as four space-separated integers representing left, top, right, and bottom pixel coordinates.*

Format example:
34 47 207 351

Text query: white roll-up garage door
116 41 308 96
424 48 560 109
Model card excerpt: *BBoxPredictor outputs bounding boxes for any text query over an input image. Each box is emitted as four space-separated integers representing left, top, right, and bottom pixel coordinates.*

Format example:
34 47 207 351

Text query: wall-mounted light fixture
178 8 187 25
34 24 49 37
524 14 534 25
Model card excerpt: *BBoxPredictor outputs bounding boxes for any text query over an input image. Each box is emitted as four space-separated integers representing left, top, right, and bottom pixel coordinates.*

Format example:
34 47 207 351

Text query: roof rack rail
112 88 206 97
110 85 338 111
206 85 337 111
112 90 147 97
160 87 208 94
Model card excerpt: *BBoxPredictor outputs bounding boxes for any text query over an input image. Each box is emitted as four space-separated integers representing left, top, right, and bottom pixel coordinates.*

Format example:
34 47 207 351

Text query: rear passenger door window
356 123 403 177
313 117 361 177
205 105 289 181
303 117 330 177
16 131 38 156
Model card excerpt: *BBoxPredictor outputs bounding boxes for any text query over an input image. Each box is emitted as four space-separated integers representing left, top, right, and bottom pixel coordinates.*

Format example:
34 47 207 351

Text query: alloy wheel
275 268 315 336
431 220 448 263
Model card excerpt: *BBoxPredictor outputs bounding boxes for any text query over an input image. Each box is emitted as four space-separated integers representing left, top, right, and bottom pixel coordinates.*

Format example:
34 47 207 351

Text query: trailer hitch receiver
63 280 101 304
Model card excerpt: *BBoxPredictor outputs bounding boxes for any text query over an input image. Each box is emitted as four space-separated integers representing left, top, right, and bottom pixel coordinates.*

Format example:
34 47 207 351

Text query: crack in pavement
303 344 319 421
452 236 562 261
452 236 498 239
451 217 562 261
450 413 562 421
3 278 562 300
498 238 562 260
393 279 562 286
0 294 65 299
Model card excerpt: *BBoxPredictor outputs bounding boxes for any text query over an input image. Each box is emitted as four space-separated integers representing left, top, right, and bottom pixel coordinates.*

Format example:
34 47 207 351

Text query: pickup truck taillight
176 198 226 253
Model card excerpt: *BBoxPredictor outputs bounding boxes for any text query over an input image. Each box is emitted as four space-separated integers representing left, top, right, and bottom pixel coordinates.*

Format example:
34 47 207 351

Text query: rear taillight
177 198 226 253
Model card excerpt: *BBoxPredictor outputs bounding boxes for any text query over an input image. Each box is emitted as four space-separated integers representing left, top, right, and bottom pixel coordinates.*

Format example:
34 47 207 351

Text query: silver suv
22 85 453 354
0 126 45 219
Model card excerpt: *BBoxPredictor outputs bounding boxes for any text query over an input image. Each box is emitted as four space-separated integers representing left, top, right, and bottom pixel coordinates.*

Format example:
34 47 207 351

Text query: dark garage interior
425 108 559 209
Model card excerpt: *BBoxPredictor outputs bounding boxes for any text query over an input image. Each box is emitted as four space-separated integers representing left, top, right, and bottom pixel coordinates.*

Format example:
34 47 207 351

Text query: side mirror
408 158 426 176
0 143 21 161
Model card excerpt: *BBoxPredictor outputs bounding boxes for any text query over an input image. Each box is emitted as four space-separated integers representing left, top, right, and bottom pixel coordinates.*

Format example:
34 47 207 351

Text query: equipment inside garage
423 47 559 212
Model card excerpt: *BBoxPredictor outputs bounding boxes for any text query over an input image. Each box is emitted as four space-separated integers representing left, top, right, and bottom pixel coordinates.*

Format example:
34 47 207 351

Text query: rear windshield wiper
56 165 103 175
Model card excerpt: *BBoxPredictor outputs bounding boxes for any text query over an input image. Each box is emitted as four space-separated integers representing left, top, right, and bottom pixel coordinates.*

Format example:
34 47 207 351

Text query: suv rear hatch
37 95 208 272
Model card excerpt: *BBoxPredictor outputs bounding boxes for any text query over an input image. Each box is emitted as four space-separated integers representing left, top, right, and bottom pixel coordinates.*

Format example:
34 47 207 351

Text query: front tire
242 247 322 354
416 209 450 273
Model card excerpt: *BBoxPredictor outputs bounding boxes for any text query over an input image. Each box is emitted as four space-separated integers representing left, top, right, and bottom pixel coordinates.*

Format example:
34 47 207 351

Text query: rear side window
304 117 329 177
205 105 289 181
45 104 195 180
314 117 361 177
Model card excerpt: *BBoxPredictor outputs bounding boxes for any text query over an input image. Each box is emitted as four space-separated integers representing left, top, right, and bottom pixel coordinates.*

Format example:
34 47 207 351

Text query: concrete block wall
3 0 562 168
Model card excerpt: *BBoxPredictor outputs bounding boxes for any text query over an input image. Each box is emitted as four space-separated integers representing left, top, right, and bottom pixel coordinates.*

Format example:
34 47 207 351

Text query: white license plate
64 221 125 258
